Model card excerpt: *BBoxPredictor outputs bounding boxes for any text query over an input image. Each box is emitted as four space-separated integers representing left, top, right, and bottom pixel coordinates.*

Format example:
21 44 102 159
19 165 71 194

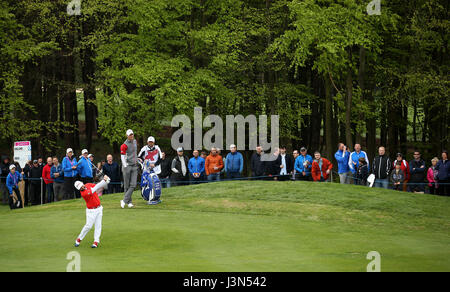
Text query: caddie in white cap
7 164 23 209
74 175 110 248
67 148 73 154
138 136 162 175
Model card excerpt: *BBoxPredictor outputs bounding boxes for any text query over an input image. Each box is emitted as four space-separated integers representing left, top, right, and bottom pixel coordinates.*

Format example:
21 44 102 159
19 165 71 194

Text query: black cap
396 153 403 158
300 147 307 152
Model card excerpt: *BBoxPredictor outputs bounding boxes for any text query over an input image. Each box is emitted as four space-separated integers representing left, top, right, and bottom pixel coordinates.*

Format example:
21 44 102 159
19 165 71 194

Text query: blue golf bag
140 165 162 205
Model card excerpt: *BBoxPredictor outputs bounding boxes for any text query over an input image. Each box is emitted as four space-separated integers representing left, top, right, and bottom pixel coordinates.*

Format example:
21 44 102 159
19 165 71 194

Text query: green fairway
0 181 449 272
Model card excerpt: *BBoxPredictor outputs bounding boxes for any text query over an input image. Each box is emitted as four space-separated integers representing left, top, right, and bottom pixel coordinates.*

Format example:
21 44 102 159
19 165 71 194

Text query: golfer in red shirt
74 175 110 248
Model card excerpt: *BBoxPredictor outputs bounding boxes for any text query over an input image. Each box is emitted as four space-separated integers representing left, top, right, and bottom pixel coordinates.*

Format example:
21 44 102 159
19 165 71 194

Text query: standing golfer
120 129 138 208
74 175 110 248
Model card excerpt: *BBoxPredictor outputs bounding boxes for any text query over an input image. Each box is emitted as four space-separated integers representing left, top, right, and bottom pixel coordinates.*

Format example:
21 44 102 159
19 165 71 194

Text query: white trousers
78 206 103 243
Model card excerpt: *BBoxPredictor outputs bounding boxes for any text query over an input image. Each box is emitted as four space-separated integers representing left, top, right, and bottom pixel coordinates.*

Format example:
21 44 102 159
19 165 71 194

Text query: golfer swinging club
74 175 110 248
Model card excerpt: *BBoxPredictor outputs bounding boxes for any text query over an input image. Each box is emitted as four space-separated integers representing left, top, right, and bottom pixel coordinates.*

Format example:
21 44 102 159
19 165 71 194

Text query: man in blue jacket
6 165 23 209
62 148 79 199
348 144 369 184
294 147 313 181
436 150 449 196
51 157 65 201
225 144 244 179
77 149 94 184
335 143 351 184
188 150 206 184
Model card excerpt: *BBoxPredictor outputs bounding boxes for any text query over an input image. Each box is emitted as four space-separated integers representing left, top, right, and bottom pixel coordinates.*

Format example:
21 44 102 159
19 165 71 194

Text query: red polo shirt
42 164 54 184
81 183 101 209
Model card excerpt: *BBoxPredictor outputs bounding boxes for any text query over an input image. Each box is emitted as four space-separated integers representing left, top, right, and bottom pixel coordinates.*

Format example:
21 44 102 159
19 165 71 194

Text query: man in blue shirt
77 149 94 184
188 150 206 184
51 157 65 201
62 148 79 199
6 165 23 209
349 144 369 185
225 144 244 179
334 143 351 184
294 147 313 181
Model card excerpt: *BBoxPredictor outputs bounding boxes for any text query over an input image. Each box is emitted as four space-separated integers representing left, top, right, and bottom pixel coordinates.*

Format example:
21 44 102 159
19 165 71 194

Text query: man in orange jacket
311 151 333 182
205 148 224 182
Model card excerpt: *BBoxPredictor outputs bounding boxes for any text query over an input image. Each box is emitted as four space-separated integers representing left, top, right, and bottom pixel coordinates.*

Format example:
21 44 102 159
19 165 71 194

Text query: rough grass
0 181 449 271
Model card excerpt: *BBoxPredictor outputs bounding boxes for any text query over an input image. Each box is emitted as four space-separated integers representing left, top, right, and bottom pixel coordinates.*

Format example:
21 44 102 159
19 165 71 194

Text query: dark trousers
30 182 41 205
106 182 121 194
64 177 78 200
190 173 205 184
46 183 54 203
226 172 241 180
428 184 437 195
172 176 188 187
438 179 450 196
297 173 312 181
9 187 22 209
81 177 93 184
278 174 290 181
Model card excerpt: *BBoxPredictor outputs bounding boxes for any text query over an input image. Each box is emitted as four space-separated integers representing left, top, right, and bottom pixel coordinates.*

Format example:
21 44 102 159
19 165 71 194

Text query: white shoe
128 203 134 208
120 200 125 208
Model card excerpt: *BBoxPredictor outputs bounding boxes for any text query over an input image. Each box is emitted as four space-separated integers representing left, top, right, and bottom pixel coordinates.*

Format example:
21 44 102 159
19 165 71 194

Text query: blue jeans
374 179 389 189
227 172 241 180
161 178 171 188
46 183 54 203
208 173 221 182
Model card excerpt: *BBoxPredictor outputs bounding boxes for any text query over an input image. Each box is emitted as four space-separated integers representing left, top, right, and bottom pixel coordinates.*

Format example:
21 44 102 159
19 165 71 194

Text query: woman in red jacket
393 153 410 192
311 152 333 182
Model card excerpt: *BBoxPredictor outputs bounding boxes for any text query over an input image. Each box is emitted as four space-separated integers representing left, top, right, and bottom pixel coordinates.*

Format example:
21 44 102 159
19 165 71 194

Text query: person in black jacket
372 146 391 189
159 152 172 188
29 160 43 205
264 149 280 180
357 157 369 186
102 154 121 194
170 148 189 186
0 155 11 205
23 160 32 206
409 151 426 193
251 146 265 179
275 146 294 181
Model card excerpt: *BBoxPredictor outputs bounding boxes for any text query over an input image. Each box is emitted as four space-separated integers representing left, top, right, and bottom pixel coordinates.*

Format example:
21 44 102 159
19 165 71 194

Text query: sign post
14 141 31 208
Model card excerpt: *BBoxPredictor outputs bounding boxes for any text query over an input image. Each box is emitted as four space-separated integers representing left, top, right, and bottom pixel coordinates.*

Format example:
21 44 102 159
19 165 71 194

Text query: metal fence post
40 177 43 205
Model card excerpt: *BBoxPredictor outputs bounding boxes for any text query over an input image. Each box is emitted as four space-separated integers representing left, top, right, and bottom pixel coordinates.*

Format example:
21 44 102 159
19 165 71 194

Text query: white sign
14 141 32 168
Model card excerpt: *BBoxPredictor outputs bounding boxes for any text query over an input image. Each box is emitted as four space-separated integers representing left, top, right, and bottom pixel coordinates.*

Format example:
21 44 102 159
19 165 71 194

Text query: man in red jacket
42 157 54 203
74 175 110 248
311 152 333 182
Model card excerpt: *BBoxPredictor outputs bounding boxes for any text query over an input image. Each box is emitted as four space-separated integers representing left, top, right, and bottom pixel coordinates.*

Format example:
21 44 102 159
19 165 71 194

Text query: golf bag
140 161 162 205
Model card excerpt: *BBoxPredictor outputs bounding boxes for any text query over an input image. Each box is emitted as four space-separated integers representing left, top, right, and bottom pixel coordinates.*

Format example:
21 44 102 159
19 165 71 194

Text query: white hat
82 149 88 155
74 181 84 191
177 147 183 152
147 136 155 143
66 148 73 154
230 144 236 149
9 164 16 170
88 154 94 158
126 129 134 136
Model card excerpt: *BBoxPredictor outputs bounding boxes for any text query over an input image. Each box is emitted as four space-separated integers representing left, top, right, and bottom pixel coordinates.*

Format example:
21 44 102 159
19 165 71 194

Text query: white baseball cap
177 147 184 152
126 129 134 136
230 144 236 149
74 181 84 191
66 148 73 154
88 154 94 158
147 136 155 142
9 164 16 170
82 149 88 155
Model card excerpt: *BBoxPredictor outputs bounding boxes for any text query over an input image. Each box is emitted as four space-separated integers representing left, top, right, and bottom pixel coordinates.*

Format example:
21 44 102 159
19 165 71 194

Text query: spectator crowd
1 133 449 210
